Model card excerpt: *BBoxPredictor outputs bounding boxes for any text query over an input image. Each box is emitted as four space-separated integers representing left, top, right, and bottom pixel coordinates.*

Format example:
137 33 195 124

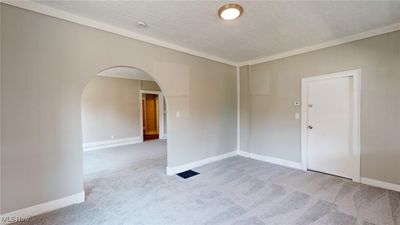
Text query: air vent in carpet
177 170 199 179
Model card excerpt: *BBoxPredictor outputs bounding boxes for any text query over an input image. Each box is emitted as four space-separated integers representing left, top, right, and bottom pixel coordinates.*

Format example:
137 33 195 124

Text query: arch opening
81 66 168 176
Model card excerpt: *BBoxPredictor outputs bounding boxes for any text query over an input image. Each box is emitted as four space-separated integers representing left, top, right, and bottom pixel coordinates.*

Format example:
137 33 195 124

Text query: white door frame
301 69 361 182
139 90 166 142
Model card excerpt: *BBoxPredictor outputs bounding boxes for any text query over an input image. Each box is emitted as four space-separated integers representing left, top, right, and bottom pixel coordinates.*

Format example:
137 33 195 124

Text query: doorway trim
139 90 166 142
301 69 361 182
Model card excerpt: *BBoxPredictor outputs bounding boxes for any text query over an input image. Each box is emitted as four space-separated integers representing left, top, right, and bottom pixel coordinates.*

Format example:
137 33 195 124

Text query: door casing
301 69 361 182
139 90 166 141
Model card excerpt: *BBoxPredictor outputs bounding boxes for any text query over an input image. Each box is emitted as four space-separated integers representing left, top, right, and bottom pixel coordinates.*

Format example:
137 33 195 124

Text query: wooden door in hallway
143 93 159 141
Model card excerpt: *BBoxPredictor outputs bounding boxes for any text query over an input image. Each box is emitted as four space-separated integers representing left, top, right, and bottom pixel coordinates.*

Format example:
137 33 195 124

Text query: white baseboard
238 150 303 170
82 137 142 151
166 151 237 175
237 150 251 158
361 177 400 192
0 191 85 225
239 151 400 192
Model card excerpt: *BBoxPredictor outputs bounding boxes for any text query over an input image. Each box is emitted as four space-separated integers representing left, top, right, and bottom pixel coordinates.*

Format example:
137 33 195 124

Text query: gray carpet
14 140 400 225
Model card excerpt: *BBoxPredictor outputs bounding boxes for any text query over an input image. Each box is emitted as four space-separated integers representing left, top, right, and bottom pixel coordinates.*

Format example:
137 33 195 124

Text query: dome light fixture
218 3 243 21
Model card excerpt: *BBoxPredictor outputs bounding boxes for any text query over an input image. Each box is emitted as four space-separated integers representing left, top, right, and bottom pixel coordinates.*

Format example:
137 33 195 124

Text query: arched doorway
81 66 168 176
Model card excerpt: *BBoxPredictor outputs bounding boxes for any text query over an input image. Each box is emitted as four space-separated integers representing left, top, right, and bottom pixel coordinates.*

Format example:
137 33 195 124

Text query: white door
306 76 353 178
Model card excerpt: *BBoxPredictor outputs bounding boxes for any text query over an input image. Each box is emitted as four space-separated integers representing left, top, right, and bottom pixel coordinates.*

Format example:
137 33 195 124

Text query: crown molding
3 1 400 68
237 22 400 67
2 0 238 67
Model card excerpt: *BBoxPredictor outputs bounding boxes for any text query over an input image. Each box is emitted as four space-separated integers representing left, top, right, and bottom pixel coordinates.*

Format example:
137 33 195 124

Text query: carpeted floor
15 140 399 225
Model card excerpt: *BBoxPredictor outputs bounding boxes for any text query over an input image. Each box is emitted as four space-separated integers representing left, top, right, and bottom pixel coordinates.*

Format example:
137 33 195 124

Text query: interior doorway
140 90 166 142
81 66 168 178
301 69 361 182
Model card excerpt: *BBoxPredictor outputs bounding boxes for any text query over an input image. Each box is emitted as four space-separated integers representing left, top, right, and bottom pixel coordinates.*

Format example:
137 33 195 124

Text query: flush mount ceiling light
218 3 243 21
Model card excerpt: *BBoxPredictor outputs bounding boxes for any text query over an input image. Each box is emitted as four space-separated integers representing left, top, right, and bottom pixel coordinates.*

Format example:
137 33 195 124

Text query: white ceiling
34 1 400 63
98 66 154 81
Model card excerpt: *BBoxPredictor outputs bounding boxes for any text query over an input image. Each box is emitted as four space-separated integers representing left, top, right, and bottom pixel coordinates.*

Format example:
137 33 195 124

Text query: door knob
308 125 313 129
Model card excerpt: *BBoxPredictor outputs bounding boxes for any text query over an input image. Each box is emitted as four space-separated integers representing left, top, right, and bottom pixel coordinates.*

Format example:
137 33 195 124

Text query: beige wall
81 77 161 143
0 4 237 214
141 80 161 91
240 30 400 185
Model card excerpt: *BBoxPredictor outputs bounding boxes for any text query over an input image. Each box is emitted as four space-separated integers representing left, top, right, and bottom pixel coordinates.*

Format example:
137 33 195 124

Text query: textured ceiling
98 66 153 81
35 1 400 63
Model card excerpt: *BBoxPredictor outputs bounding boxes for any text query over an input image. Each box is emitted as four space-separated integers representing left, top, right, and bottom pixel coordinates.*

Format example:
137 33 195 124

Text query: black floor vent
177 170 199 179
